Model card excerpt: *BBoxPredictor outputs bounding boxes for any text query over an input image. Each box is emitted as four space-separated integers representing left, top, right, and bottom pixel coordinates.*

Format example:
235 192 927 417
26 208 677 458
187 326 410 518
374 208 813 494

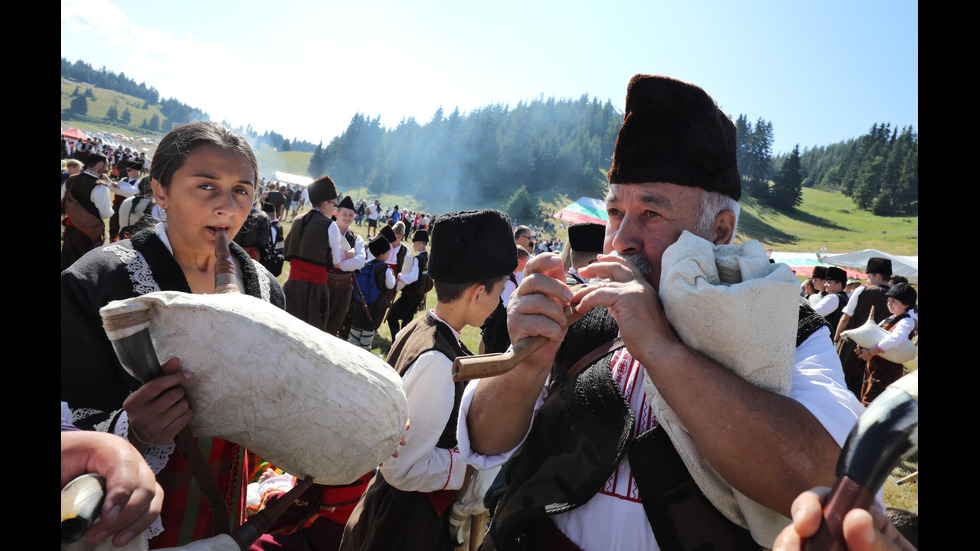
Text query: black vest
482 303 829 551
823 291 849 330
387 312 470 448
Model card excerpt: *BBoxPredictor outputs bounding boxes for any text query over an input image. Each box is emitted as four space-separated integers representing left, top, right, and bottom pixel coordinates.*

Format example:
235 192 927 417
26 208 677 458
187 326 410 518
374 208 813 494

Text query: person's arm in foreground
465 253 572 456
772 488 915 551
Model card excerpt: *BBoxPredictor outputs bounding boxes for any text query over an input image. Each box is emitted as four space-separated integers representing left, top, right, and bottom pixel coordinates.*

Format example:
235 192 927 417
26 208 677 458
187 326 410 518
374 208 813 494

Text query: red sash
287 259 328 284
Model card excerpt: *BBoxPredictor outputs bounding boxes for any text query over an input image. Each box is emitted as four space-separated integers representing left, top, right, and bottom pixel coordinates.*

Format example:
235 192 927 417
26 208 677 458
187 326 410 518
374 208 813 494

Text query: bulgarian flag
553 197 608 225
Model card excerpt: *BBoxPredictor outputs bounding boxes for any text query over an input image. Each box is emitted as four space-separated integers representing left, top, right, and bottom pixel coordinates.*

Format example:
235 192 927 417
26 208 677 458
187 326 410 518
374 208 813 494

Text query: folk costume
386 229 431 339
813 266 849 330
118 177 157 239
61 223 285 548
836 258 893 397
108 160 142 242
456 76 867 551
347 234 397 350
341 209 519 551
325 196 366 337
806 266 829 308
61 167 113 270
564 222 605 286
375 224 412 321
282 176 347 332
859 283 917 406
459 303 863 551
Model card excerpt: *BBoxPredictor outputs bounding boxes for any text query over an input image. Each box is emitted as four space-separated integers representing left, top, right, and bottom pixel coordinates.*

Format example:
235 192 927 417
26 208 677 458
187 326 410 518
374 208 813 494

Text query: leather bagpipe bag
648 230 801 546
100 291 409 486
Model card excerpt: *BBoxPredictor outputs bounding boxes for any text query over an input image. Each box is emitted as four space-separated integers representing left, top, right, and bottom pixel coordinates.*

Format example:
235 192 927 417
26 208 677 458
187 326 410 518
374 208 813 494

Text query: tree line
306 95 624 216
737 115 917 216
792 123 918 215
62 59 916 216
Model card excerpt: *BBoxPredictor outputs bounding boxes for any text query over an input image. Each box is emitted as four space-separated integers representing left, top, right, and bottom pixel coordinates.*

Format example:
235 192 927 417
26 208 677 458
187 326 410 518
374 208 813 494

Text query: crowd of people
61 72 918 551
801 263 919 407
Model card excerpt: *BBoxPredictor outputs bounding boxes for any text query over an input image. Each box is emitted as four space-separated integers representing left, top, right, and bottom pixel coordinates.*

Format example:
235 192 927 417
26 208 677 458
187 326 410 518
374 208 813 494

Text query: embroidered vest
483 304 827 551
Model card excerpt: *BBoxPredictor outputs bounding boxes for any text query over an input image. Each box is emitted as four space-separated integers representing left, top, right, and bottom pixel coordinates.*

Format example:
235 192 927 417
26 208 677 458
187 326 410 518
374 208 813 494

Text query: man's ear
710 210 736 245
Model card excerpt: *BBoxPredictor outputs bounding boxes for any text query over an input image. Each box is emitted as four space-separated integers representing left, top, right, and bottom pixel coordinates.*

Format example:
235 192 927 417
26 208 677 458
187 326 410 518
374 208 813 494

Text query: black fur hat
866 257 893 277
308 176 338 205
428 209 518 284
812 266 828 279
608 75 741 201
337 195 355 211
885 282 917 308
379 225 397 243
413 229 429 243
825 266 847 284
368 234 391 259
567 223 605 254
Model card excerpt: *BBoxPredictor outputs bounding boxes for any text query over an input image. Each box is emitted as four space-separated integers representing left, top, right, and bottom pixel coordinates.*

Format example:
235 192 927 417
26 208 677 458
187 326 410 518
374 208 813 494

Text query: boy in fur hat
833 256 894 397
813 266 849 329
562 222 605 285
325 195 367 336
341 209 518 551
854 282 917 406
346 233 397 350
386 228 431 339
282 175 355 332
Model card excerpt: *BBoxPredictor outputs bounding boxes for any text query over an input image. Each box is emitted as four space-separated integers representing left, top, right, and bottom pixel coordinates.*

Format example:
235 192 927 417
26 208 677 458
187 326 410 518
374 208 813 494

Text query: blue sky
62 0 917 156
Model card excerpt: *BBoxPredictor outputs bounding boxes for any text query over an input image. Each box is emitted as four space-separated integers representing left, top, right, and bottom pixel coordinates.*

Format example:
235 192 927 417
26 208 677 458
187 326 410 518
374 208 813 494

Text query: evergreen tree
504 185 538 224
748 118 773 181
69 95 88 115
769 145 804 210
121 108 131 124
307 141 327 177
148 114 161 131
106 104 118 121
280 138 291 152
734 114 752 174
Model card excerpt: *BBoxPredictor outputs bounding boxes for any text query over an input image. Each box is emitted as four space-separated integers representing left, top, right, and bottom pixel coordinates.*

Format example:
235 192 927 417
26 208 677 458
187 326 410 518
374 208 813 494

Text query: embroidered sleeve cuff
443 448 469 491
115 411 176 475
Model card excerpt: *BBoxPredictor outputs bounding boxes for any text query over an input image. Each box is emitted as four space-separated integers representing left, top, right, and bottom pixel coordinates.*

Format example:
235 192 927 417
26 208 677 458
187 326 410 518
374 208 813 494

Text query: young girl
855 282 917 405
61 121 285 549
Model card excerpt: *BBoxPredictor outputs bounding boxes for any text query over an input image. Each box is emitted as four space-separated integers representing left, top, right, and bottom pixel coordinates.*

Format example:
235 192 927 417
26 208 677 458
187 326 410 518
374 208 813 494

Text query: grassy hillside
736 188 917 255
61 79 167 142
62 77 313 182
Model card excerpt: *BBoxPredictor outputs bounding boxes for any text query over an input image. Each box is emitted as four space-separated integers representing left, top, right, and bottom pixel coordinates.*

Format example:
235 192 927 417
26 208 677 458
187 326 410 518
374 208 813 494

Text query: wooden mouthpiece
452 304 586 381
214 227 241 294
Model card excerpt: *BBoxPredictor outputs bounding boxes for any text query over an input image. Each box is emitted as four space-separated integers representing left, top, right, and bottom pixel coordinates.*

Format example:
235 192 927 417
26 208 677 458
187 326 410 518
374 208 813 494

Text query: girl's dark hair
150 121 258 191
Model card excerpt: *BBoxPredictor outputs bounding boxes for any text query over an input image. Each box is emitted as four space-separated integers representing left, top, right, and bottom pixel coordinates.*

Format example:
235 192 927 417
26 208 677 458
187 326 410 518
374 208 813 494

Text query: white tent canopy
820 249 918 284
273 171 314 187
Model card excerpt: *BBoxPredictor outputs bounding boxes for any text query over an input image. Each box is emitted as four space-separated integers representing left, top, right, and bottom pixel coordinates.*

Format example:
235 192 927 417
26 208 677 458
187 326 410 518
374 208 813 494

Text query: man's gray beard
620 252 653 276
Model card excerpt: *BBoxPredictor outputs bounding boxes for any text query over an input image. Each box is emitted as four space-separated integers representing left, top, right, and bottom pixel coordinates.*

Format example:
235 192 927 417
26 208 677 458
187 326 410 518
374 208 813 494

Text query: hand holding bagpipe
104 228 314 549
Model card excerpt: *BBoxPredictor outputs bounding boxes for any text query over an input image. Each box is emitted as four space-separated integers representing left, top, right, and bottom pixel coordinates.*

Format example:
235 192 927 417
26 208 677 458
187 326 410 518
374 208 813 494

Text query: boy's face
474 278 507 326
